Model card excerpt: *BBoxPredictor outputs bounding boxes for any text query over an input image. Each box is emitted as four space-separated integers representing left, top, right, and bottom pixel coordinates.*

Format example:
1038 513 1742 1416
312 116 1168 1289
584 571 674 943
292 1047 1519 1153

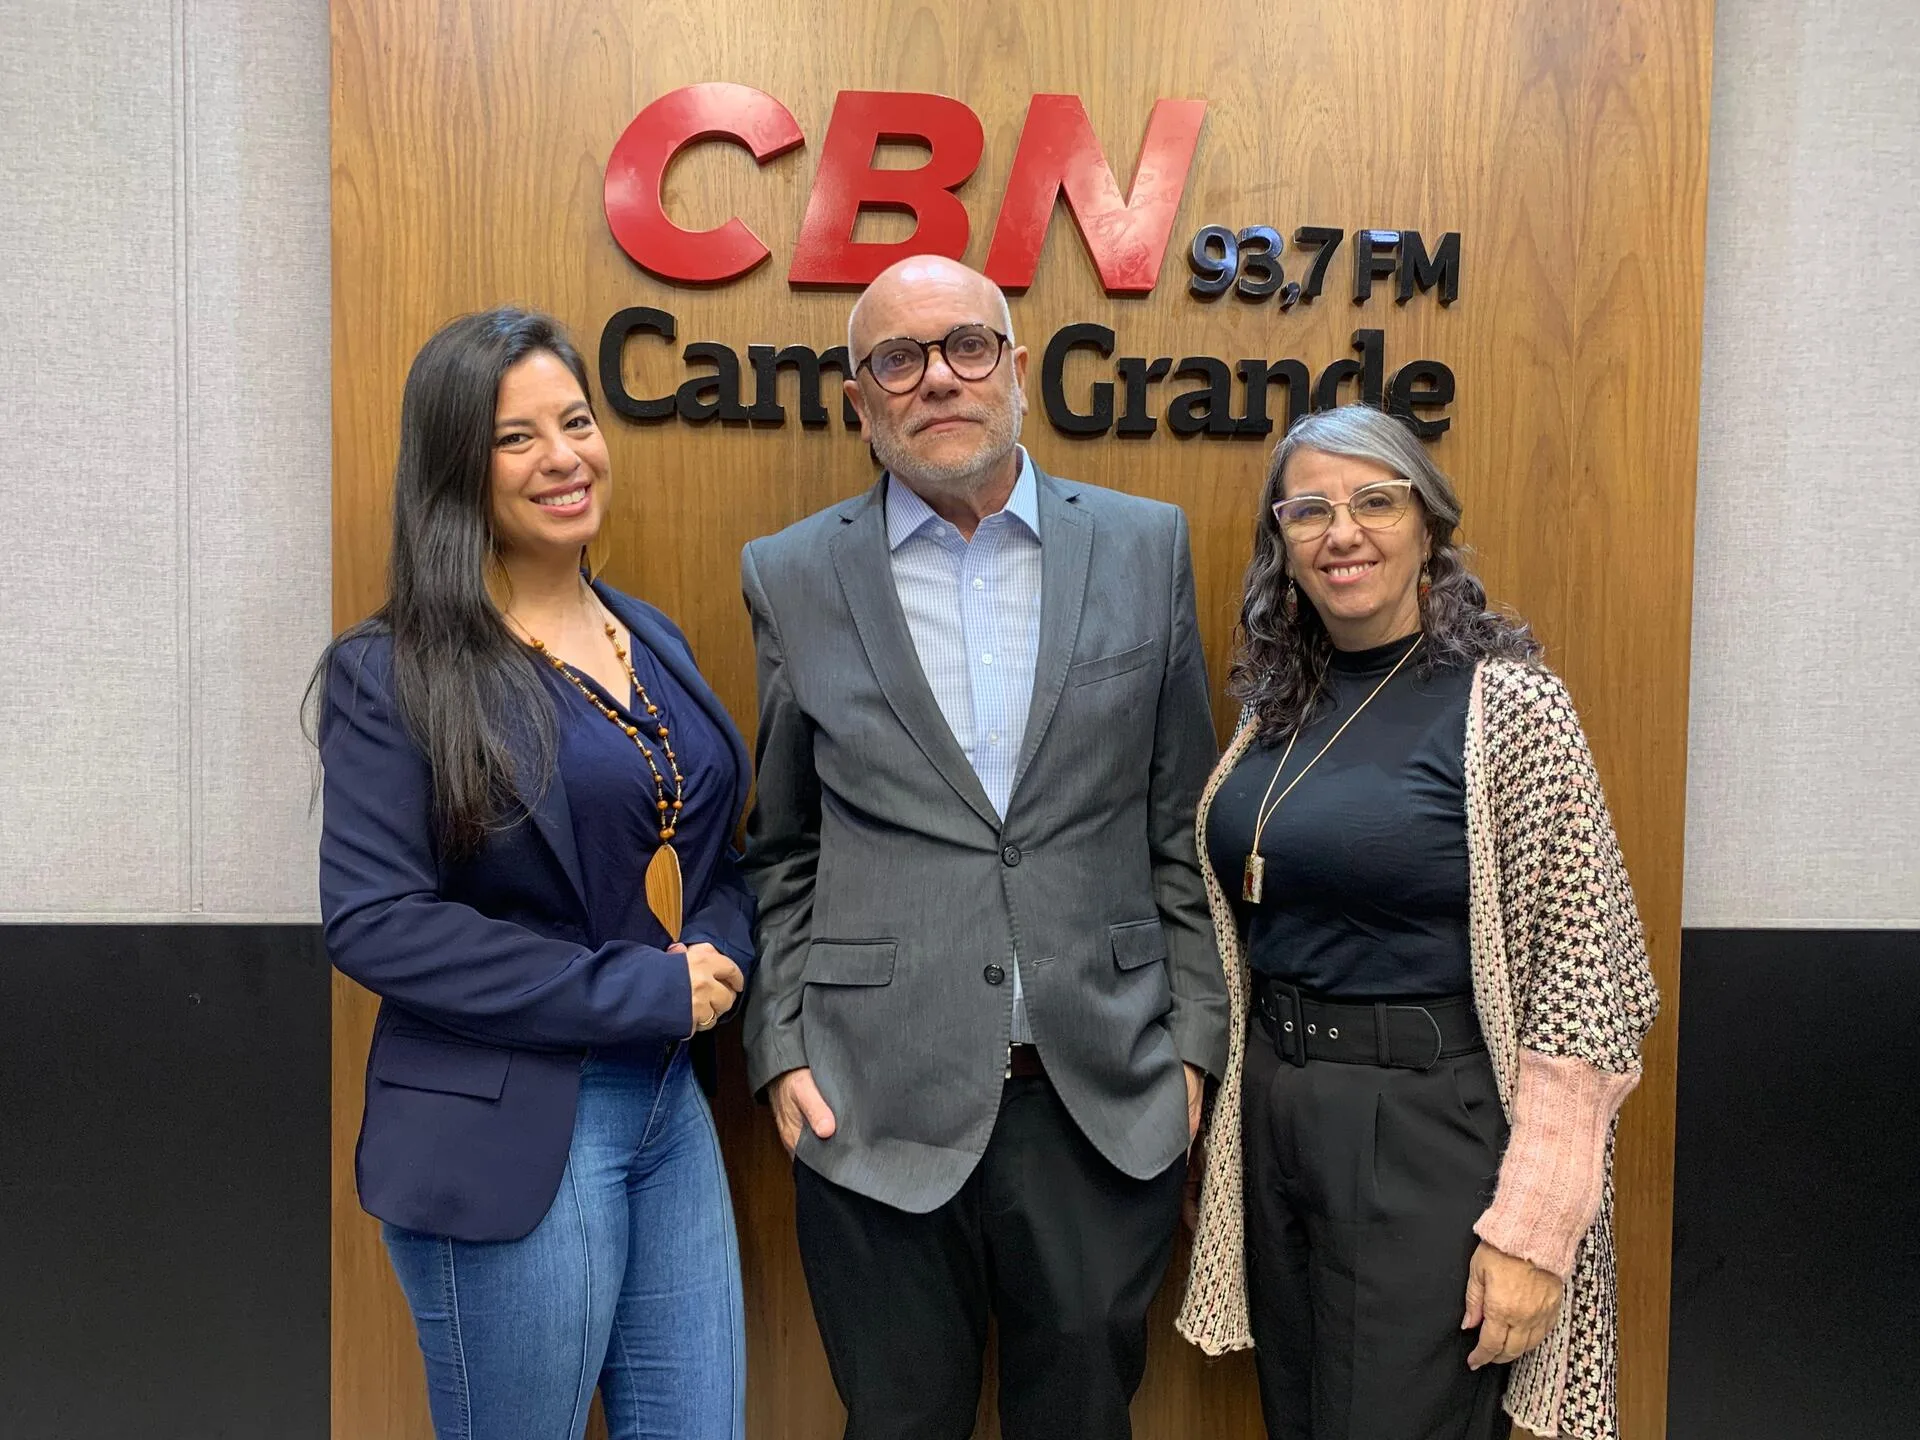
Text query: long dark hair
1230 405 1540 741
311 308 594 855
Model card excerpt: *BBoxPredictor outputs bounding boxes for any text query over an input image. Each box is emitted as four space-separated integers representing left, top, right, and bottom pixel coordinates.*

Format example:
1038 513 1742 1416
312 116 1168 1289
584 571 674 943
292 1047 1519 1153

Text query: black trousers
1243 1016 1514 1440
793 1071 1186 1440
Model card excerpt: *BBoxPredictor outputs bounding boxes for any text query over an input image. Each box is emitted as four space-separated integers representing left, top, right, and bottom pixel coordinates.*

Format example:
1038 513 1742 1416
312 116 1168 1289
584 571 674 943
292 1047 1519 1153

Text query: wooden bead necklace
526 617 686 938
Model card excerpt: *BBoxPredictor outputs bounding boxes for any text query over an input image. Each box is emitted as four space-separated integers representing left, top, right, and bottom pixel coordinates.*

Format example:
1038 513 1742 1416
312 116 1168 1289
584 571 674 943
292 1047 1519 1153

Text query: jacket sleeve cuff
1474 1048 1638 1279
1170 1004 1230 1081
744 1032 810 1101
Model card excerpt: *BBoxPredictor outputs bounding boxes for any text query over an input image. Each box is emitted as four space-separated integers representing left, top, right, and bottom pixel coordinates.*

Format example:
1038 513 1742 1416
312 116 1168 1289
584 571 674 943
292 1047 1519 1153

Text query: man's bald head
847 255 1015 358
840 254 1029 525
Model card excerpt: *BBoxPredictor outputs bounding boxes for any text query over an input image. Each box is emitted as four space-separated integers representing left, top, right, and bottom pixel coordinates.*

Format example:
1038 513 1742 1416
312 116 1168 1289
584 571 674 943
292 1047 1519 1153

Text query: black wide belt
1252 975 1484 1070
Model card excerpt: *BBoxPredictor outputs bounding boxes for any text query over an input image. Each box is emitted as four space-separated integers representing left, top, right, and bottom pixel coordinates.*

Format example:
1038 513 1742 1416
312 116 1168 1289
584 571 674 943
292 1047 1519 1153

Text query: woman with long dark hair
1178 405 1657 1440
315 308 752 1439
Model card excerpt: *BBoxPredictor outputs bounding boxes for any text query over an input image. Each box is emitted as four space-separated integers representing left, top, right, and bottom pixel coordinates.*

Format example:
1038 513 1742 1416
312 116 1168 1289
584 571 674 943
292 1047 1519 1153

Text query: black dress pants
793 1071 1186 1440
1243 1017 1514 1440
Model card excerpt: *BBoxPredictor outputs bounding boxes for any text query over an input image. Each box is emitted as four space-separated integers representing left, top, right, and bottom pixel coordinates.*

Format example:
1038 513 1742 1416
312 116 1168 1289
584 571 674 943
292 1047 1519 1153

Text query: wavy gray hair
1231 404 1540 741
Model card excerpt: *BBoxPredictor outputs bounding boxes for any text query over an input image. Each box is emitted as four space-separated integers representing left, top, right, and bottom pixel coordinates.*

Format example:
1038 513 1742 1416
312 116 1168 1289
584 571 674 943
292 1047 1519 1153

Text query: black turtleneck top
1205 632 1474 998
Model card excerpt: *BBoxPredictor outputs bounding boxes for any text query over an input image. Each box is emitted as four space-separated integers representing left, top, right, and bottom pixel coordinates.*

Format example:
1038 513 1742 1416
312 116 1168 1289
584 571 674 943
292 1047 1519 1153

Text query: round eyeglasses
1272 480 1416 542
856 324 1010 394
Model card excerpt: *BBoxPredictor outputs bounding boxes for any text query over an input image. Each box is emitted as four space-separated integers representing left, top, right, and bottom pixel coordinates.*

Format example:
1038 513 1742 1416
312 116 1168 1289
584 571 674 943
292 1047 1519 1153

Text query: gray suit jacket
739 466 1228 1213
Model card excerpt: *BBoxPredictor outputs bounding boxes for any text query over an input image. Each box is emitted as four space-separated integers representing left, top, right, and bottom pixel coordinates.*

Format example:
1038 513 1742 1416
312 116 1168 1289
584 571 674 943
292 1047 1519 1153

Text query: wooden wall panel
331 2 1711 1436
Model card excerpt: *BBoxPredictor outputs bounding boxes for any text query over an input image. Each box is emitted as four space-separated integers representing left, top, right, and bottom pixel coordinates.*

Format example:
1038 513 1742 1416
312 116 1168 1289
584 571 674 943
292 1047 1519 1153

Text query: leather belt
1252 975 1484 1070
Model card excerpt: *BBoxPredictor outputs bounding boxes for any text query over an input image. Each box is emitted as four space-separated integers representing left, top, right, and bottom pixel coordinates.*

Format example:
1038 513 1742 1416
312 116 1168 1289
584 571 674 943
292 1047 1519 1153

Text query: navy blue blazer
318 584 756 1242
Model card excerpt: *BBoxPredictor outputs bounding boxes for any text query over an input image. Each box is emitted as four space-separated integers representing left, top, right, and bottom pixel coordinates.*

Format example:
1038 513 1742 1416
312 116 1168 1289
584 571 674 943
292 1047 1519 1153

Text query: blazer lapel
596 583 754 830
1011 469 1093 794
830 479 1001 830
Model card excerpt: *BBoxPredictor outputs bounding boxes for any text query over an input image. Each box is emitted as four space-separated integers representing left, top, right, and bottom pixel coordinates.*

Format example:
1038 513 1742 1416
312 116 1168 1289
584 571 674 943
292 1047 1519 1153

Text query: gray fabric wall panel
0 0 329 920
185 0 330 918
1686 0 1920 928
1 2 191 914
5 0 1916 927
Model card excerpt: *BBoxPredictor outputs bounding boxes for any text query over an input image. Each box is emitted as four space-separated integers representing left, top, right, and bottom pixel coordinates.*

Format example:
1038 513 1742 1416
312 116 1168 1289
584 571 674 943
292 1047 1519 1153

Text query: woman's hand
670 941 745 1034
1463 1240 1563 1369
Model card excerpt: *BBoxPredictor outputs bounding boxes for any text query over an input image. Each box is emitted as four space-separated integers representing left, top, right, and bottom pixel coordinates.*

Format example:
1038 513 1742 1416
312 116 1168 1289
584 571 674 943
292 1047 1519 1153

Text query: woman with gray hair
1177 404 1657 1440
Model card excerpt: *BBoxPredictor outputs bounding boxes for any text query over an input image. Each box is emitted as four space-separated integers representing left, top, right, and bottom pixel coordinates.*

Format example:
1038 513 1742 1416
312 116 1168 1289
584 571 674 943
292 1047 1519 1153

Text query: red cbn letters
787 91 985 286
603 85 1205 294
984 95 1206 294
603 82 805 285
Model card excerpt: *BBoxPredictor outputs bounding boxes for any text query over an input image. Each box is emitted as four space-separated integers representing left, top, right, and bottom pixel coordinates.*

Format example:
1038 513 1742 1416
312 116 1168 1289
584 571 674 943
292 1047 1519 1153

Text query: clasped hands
670 941 745 1035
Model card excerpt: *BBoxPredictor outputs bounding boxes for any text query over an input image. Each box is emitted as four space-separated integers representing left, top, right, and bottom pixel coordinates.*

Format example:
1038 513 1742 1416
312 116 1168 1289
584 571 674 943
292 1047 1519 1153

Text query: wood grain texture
331 2 1712 1436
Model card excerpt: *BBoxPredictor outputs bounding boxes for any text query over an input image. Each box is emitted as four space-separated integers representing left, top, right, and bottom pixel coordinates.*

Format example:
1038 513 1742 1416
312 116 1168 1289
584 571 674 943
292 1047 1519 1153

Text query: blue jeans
383 1046 746 1440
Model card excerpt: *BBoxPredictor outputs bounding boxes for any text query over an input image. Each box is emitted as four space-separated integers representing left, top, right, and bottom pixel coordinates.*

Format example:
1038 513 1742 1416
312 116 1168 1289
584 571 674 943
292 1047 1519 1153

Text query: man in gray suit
740 254 1227 1440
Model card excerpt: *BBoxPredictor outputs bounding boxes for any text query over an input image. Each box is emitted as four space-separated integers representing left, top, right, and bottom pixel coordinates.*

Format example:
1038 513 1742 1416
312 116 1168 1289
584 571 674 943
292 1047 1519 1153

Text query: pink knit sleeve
1474 1047 1639 1279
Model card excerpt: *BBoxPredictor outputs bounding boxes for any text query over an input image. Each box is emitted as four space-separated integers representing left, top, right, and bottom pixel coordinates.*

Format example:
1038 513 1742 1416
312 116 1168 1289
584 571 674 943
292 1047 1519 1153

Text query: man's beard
872 396 1024 502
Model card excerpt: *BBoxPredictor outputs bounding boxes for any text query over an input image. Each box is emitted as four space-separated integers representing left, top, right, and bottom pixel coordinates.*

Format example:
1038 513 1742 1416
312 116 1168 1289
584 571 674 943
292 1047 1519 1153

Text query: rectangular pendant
1242 852 1265 904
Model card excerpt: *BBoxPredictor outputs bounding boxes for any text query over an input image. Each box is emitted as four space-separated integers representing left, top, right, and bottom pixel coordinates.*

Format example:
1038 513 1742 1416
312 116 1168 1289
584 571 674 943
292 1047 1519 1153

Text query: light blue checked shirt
886 449 1043 1045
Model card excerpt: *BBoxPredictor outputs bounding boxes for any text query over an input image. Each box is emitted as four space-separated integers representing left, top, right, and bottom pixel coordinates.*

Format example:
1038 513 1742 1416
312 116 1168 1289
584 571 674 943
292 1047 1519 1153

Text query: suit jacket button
1001 844 1022 867
983 964 1005 985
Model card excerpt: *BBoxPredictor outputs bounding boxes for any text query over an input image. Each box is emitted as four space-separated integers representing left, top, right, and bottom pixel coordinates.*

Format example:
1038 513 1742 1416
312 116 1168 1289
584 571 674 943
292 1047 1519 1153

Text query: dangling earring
1418 562 1432 599
1283 577 1299 622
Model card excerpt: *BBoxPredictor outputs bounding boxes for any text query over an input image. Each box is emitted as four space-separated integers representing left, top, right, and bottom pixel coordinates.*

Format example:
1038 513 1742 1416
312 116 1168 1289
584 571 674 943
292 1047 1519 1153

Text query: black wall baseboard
0 924 328 1440
1670 927 1920 1439
1 922 1913 1438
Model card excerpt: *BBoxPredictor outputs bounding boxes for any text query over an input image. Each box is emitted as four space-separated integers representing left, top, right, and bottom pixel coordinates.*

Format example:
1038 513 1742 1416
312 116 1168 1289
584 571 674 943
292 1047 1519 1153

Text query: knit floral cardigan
1177 659 1660 1440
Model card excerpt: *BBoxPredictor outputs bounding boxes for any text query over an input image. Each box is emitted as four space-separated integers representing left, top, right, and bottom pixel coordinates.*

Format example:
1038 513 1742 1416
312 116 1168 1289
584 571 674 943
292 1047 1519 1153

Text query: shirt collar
885 447 1040 551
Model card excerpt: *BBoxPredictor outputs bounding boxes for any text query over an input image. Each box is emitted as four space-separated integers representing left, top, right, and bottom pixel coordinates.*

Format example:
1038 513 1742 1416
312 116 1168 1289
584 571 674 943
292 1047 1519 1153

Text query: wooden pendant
646 843 684 941
1242 852 1266 905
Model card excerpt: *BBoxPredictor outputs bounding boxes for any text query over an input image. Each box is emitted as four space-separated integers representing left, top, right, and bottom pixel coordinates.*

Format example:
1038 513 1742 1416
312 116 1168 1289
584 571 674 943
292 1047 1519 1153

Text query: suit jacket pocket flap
373 1033 511 1100
804 940 898 986
1067 640 1155 687
1109 919 1168 970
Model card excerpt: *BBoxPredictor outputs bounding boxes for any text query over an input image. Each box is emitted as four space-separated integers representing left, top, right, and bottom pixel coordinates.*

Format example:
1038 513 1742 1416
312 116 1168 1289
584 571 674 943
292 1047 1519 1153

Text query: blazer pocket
803 940 898 986
372 1032 511 1100
1109 918 1169 970
1067 640 1155 688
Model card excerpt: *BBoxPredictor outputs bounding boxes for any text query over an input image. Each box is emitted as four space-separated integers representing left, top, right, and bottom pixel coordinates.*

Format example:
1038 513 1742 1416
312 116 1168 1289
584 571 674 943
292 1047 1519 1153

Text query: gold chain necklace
1241 635 1423 904
522 605 686 939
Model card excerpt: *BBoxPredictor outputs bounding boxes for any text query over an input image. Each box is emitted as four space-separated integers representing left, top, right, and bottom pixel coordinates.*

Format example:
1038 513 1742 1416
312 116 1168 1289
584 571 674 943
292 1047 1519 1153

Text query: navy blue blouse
537 623 747 1047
